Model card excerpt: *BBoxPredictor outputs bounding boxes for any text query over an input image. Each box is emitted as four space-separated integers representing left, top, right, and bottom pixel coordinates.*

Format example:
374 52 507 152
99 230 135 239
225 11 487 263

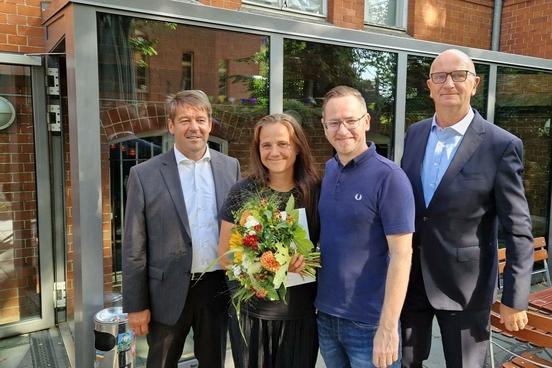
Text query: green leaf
285 194 295 213
273 264 287 289
266 288 279 301
293 224 307 239
274 242 291 264
294 237 314 254
278 286 287 303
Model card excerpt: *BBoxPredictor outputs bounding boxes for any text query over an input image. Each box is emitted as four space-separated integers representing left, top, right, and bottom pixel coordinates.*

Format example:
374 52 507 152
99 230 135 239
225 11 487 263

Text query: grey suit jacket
401 110 533 311
122 148 240 325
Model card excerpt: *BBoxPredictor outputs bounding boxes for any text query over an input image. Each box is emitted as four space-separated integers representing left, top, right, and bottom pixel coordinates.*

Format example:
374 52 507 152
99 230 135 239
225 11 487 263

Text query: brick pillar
501 0 552 59
327 0 365 30
0 0 45 53
407 0 494 49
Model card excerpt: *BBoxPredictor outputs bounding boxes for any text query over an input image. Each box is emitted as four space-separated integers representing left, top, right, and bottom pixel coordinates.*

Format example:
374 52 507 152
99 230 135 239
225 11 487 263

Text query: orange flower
260 251 280 272
239 210 251 226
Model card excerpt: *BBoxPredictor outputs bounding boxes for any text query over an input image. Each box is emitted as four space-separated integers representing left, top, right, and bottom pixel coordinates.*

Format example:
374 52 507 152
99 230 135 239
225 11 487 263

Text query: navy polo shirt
315 143 415 324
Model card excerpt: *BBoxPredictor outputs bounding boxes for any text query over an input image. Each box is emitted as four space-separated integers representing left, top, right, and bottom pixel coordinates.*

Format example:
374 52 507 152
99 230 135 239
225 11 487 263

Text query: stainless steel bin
94 307 135 368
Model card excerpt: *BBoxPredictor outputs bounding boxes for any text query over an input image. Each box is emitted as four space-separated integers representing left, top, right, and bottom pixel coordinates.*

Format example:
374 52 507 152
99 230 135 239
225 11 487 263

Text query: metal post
65 4 104 367
491 0 503 51
393 51 408 164
269 34 284 114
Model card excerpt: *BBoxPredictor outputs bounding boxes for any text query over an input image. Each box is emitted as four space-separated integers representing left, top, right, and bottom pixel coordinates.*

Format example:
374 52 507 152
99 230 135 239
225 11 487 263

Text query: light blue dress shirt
174 146 221 272
421 109 474 207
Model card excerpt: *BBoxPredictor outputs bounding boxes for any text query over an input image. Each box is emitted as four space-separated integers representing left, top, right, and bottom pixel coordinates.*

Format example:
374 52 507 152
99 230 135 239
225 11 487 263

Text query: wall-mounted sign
0 96 16 130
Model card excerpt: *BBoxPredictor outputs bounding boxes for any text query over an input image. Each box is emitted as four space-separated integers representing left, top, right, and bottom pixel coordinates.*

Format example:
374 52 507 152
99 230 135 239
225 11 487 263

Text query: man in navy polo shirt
316 85 415 368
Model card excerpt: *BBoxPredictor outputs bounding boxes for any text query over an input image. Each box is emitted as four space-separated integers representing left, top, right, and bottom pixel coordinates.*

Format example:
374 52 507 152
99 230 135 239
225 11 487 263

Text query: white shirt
174 146 221 272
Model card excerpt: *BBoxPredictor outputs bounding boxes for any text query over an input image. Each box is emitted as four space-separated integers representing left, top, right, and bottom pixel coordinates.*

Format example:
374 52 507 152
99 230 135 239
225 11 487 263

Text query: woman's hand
219 255 231 269
218 220 234 269
288 254 305 273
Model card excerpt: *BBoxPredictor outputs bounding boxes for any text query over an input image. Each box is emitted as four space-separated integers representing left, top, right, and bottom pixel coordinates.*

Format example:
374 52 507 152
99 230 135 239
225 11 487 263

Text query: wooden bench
501 352 552 367
498 237 551 287
491 302 552 367
492 237 552 367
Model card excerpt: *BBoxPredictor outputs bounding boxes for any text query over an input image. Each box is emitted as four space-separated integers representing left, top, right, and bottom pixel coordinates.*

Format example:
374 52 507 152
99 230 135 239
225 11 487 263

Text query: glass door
0 62 54 337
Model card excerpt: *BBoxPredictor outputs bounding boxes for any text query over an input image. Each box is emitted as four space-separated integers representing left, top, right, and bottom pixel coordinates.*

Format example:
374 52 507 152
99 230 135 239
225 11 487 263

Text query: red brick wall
408 0 494 49
327 0 365 30
501 0 552 58
0 0 44 53
144 24 262 103
199 0 241 10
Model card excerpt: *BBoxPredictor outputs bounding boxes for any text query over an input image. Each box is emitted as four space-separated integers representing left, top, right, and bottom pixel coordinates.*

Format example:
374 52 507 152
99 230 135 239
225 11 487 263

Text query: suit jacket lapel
411 120 432 211
428 112 486 209
209 149 224 211
159 149 192 238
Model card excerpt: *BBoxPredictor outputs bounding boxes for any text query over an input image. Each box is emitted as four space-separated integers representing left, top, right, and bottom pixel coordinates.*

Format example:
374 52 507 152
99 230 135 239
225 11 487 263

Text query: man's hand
372 325 399 368
499 303 527 331
128 309 151 336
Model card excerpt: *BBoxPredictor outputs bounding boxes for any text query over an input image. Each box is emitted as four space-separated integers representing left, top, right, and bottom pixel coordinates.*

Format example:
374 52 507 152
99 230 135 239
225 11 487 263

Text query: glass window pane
405 55 489 130
495 67 552 237
0 64 41 325
97 13 269 362
285 0 324 14
365 0 397 27
284 39 397 160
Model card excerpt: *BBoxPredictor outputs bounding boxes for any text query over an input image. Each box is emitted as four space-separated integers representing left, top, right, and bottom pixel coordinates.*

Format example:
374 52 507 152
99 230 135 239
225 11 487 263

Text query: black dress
220 178 319 368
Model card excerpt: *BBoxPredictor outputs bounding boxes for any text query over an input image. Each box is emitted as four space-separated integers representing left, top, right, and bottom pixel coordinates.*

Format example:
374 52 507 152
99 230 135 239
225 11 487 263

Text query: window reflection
97 14 270 362
365 0 397 27
283 39 397 160
495 67 552 237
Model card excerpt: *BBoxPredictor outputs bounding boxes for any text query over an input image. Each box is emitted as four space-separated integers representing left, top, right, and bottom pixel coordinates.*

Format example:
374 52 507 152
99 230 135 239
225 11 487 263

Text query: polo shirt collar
335 141 376 168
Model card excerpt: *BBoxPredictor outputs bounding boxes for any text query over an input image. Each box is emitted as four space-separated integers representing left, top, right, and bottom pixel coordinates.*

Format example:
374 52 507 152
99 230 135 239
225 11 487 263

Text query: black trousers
146 270 229 368
400 272 491 368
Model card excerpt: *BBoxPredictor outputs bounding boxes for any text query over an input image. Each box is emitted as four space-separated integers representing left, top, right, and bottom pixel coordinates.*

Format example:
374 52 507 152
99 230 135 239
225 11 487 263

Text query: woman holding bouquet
218 113 320 368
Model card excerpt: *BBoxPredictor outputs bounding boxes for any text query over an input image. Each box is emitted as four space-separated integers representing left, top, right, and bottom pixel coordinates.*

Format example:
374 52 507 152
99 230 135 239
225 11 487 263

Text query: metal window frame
41 1 552 365
0 54 55 338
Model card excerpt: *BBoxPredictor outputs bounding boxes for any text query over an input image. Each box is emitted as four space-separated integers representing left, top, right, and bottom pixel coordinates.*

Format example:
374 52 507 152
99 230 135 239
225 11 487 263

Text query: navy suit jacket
122 148 240 325
401 110 533 311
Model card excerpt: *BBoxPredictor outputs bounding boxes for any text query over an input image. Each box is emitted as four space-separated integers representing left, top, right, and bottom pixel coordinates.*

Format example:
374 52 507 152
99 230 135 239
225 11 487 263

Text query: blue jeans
317 311 401 368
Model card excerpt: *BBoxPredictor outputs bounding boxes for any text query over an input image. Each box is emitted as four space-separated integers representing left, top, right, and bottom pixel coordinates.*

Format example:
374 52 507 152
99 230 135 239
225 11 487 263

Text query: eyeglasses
429 70 476 84
322 114 366 131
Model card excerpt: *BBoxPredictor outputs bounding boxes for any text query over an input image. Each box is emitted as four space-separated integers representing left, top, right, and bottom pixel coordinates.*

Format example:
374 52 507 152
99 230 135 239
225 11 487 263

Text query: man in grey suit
122 90 240 368
400 49 533 367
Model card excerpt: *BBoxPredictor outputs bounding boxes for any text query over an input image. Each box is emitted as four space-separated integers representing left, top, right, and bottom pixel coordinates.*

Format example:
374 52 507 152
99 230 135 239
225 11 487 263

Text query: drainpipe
491 0 503 51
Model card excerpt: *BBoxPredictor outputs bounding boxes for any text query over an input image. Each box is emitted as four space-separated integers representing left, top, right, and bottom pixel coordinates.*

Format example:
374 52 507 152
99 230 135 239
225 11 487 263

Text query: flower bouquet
225 192 320 314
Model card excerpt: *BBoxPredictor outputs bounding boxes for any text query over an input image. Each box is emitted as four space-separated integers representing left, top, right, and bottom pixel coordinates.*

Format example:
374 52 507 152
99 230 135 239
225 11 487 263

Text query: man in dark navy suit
400 49 534 368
